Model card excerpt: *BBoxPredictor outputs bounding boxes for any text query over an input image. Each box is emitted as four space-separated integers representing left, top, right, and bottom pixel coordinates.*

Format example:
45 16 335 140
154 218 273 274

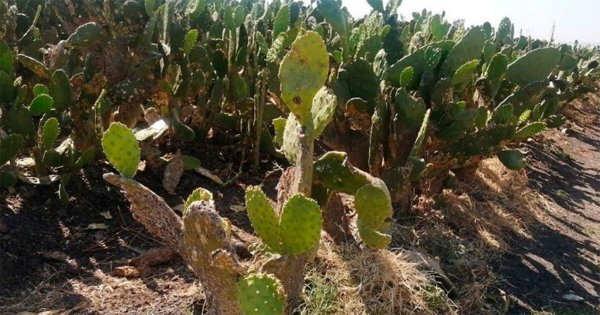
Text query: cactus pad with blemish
279 31 329 125
184 188 213 214
236 273 286 315
311 87 338 138
102 122 141 178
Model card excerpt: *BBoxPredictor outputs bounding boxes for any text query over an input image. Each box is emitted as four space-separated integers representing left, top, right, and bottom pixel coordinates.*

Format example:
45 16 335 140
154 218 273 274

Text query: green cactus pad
0 70 13 103
317 0 348 40
0 134 24 165
452 59 479 86
354 184 393 249
0 165 17 188
102 122 141 178
279 31 329 125
492 104 514 124
50 70 72 112
182 155 202 170
186 0 206 19
313 151 371 194
395 88 426 129
29 94 54 116
273 4 290 39
345 59 379 102
311 87 337 138
506 47 561 86
66 22 105 48
485 53 508 98
0 40 13 75
40 117 60 150
399 67 414 88
33 84 49 96
5 106 35 137
183 188 213 214
441 27 485 77
497 150 525 170
408 109 431 159
272 117 287 148
280 114 301 163
279 194 323 254
514 122 546 140
245 187 282 253
236 273 286 315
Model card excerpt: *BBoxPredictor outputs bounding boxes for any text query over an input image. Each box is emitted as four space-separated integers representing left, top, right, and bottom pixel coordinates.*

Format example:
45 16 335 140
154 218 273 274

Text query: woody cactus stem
253 70 267 169
183 201 245 315
292 125 314 195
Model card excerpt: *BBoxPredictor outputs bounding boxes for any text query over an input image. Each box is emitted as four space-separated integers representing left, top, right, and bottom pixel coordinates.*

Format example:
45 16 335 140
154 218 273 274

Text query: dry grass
388 158 544 313
0 264 199 315
299 240 451 315
1 159 544 314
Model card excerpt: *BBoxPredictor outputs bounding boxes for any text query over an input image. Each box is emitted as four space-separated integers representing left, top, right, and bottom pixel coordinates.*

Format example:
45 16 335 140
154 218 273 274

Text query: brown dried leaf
163 152 184 194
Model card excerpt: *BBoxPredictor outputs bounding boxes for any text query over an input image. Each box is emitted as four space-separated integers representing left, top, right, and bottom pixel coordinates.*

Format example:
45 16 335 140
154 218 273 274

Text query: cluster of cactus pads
2 0 600 313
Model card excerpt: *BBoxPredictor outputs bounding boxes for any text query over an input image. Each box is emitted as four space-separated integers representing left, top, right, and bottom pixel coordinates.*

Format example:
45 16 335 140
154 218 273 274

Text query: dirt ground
495 98 600 314
1 97 599 314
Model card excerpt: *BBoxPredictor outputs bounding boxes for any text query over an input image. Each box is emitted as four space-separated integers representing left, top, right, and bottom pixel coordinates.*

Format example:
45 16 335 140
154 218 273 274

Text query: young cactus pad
102 122 141 178
236 273 286 315
245 187 322 255
183 188 213 214
279 31 329 125
354 184 393 249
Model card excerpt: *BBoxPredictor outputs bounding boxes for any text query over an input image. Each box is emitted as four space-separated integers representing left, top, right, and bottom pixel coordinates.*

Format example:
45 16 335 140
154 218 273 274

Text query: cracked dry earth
496 99 600 314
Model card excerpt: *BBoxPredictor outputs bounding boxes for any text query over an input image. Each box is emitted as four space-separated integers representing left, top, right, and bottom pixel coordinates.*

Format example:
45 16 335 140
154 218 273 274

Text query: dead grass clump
393 158 543 313
298 240 454 315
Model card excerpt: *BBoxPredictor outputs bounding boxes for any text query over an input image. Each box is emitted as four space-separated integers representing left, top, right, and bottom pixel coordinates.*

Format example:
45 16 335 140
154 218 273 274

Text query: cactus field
1 0 600 314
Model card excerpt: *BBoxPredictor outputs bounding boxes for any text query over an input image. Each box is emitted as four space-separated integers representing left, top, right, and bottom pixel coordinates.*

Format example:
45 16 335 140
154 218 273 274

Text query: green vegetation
1 0 599 313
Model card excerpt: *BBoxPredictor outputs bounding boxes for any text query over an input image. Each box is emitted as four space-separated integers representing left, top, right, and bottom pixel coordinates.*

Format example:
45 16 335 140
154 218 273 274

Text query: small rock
64 259 81 273
562 293 585 302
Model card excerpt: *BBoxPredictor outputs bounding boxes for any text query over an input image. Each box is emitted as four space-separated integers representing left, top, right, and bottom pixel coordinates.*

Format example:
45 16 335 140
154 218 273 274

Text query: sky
302 0 600 45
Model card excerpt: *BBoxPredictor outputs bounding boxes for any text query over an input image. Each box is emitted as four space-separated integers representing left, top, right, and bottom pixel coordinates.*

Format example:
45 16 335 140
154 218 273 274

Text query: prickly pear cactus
183 187 213 214
313 151 370 194
40 117 60 150
311 87 338 137
279 194 322 254
102 122 141 178
497 149 525 170
245 187 322 255
0 134 24 165
354 184 393 249
279 31 329 125
245 187 283 253
441 27 485 77
506 47 561 86
236 273 286 315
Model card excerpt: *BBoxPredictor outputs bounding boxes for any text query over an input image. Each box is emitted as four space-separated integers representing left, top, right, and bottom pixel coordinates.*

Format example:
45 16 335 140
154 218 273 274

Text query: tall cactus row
2 0 600 313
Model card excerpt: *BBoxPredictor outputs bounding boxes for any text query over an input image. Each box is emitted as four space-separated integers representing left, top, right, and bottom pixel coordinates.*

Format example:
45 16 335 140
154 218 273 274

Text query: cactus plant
355 184 393 249
506 47 561 86
237 274 286 315
278 31 329 125
101 122 141 178
245 187 322 255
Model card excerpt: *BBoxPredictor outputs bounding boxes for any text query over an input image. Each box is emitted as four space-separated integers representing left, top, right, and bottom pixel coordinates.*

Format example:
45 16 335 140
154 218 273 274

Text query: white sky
302 0 600 45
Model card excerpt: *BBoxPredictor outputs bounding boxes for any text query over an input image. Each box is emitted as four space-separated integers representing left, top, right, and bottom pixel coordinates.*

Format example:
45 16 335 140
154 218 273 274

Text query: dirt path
496 100 600 314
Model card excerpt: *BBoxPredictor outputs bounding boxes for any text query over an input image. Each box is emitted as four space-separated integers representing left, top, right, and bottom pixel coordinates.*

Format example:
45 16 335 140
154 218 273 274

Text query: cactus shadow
0 166 198 313
494 120 600 313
